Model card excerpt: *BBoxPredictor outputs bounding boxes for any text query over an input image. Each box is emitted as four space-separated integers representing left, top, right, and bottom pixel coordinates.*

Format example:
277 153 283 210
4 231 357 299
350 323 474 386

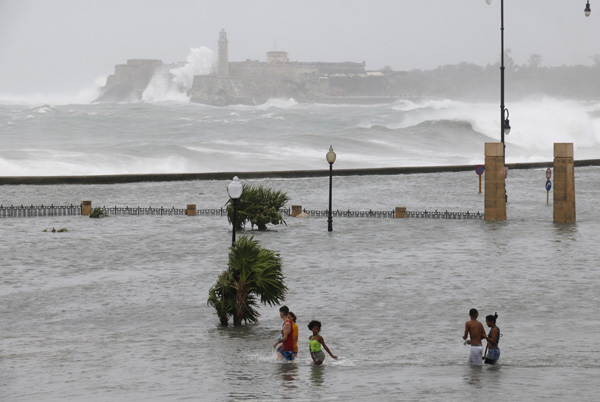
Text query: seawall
1 160 599 186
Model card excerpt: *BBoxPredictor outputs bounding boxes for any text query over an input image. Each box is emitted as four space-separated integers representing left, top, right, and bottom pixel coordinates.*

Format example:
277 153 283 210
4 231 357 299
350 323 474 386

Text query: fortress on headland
94 29 600 105
190 29 384 105
94 29 395 105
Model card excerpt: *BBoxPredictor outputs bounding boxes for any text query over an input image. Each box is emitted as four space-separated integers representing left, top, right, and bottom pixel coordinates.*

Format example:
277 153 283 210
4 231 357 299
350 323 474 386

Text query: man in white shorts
463 308 485 365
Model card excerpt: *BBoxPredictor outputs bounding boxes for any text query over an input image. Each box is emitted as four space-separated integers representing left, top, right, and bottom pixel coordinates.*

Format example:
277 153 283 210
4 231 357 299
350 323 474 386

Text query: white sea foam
384 96 600 157
227 97 299 110
170 47 215 89
0 76 106 106
1 98 598 176
142 47 215 103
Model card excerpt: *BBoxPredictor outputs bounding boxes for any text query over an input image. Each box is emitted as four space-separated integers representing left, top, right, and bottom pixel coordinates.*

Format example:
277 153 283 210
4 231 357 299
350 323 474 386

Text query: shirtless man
463 308 485 365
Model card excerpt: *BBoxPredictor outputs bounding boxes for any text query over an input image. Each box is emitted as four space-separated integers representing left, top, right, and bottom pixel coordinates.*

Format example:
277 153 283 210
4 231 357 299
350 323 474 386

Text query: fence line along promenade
0 204 483 220
1 159 599 186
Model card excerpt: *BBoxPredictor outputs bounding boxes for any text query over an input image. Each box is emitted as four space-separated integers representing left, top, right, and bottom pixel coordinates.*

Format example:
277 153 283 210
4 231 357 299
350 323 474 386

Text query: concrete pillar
394 207 407 218
291 205 302 217
553 143 576 223
81 200 92 216
186 204 197 216
484 143 506 221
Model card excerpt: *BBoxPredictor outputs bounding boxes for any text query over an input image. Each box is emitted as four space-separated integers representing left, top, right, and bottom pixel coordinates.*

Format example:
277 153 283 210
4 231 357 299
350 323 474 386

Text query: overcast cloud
1 0 599 97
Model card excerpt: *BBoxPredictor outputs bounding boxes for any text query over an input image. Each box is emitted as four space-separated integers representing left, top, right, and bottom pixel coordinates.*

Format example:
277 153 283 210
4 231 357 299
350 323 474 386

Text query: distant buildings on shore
95 29 393 105
94 29 600 105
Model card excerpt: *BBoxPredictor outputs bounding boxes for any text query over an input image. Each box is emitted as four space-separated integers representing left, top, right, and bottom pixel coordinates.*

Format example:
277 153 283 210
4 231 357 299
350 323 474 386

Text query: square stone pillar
291 205 303 217
553 143 576 223
484 143 506 221
394 207 406 218
81 200 92 216
186 204 197 216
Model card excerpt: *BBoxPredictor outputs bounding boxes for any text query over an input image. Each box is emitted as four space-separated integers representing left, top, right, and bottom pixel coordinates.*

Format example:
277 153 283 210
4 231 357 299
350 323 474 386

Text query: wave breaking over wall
142 47 215 102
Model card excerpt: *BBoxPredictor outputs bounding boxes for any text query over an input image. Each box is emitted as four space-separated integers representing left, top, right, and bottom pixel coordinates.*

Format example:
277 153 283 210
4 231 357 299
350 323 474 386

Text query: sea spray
170 47 215 88
142 47 215 102
1 98 599 176
387 97 600 158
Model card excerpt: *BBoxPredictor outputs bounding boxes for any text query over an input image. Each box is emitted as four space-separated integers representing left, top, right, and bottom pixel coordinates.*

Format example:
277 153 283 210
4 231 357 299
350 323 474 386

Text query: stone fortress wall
93 29 600 105
96 59 164 103
189 29 377 105
95 29 386 105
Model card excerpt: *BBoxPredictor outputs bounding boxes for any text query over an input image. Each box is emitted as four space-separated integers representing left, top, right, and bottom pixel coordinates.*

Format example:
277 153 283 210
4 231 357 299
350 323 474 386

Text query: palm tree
207 236 287 326
226 184 289 231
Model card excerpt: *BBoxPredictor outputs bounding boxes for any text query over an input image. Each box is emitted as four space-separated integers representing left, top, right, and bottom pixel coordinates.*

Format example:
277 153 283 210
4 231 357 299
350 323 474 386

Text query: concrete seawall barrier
1 160 599 186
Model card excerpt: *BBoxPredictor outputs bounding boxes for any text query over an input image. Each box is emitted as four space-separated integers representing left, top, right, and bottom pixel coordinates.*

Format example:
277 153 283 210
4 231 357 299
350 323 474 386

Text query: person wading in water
483 312 501 364
273 306 295 361
463 308 485 365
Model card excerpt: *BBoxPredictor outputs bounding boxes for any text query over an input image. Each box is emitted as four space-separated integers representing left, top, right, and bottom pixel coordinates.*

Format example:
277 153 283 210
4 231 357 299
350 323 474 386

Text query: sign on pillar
475 165 484 194
545 168 552 204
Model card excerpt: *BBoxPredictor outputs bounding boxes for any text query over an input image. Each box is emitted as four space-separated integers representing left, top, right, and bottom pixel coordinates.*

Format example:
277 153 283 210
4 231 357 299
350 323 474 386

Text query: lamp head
503 117 511 135
585 1 591 17
486 0 492 4
227 176 243 199
326 145 336 165
503 119 511 135
503 108 511 135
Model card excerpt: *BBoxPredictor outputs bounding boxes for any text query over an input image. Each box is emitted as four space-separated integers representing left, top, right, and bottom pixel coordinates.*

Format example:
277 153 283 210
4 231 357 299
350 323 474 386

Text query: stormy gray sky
1 0 599 98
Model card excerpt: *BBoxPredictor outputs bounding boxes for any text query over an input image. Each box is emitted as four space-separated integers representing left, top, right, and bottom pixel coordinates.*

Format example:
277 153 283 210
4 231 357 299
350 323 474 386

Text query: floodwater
1 167 600 401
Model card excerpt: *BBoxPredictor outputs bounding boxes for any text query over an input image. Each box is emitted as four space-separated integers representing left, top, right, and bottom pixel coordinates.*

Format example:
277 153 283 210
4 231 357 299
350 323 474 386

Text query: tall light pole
227 176 243 247
486 0 511 148
326 145 336 232
585 1 592 17
486 0 512 201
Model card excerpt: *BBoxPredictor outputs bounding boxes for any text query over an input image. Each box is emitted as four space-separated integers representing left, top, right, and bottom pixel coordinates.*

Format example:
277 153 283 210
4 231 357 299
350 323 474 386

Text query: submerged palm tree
207 236 287 326
226 184 289 231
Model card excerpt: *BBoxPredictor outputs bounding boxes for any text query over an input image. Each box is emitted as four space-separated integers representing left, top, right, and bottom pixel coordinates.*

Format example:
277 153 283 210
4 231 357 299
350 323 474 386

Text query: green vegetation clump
227 184 289 231
89 207 109 218
43 227 68 233
207 236 287 326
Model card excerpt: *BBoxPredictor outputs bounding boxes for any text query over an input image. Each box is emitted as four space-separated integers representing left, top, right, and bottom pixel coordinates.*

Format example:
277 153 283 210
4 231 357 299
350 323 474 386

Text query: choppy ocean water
1 167 600 401
1 97 600 177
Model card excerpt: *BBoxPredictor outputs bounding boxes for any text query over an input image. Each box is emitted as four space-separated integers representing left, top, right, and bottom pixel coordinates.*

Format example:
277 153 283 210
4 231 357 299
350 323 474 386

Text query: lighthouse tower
218 29 229 77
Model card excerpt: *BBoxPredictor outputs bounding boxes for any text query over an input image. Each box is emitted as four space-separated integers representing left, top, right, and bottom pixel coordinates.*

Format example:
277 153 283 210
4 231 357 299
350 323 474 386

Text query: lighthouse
218 29 229 77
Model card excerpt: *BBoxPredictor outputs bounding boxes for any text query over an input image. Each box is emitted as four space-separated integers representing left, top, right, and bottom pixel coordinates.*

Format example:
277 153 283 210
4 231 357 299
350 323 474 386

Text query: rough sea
1 97 600 176
1 97 600 401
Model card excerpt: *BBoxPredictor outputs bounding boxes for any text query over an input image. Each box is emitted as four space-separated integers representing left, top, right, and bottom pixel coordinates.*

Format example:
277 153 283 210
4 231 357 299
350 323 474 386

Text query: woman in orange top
289 312 299 357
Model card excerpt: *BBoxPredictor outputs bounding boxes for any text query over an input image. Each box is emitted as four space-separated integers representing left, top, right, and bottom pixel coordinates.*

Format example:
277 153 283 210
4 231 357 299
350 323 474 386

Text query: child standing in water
289 312 299 358
308 320 338 365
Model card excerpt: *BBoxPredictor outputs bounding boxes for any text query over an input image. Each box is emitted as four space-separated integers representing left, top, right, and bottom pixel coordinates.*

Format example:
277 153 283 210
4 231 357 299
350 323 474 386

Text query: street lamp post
227 176 243 247
486 0 512 201
326 145 336 232
486 0 509 148
585 1 591 17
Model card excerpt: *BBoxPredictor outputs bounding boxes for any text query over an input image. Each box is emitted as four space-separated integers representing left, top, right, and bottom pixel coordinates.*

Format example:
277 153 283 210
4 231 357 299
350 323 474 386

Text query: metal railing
0 204 81 218
300 209 395 218
300 209 483 219
101 206 187 216
405 210 483 219
0 205 482 219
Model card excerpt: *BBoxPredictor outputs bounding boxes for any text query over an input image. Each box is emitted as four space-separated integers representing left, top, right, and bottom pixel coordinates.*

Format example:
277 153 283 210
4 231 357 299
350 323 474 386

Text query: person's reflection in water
463 365 483 388
278 362 298 389
310 364 325 386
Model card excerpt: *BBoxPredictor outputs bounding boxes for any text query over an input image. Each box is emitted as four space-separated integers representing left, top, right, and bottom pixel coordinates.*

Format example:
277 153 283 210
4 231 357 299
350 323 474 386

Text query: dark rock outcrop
94 59 163 103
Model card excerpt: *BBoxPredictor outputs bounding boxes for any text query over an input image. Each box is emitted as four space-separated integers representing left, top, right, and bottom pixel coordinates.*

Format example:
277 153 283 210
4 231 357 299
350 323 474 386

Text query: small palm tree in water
207 236 287 326
226 184 289 231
